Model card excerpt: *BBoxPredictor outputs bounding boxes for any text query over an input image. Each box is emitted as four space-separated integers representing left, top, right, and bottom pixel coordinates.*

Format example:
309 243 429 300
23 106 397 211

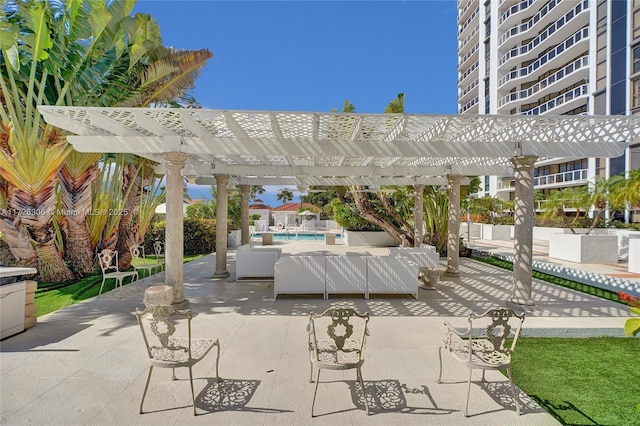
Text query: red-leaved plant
618 291 640 337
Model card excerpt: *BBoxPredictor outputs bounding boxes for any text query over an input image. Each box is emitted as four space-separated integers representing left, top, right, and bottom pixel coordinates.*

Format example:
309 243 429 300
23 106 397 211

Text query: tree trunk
346 191 414 246
59 158 99 276
0 218 37 267
116 163 143 270
65 218 95 276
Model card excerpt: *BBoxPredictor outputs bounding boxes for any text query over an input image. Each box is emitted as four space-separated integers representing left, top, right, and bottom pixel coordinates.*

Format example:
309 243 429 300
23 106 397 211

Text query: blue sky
133 0 459 205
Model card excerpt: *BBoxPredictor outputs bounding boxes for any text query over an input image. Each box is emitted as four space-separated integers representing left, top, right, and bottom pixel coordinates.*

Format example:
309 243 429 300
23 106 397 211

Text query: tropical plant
0 0 212 280
539 187 591 233
276 188 294 204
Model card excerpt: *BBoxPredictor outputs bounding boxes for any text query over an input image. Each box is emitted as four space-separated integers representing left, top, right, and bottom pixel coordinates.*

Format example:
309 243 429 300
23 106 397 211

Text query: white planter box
481 224 512 240
629 239 640 273
548 234 618 264
343 230 398 247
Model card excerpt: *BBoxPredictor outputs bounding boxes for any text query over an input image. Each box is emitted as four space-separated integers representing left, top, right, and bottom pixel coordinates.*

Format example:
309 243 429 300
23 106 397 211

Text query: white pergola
39 107 640 308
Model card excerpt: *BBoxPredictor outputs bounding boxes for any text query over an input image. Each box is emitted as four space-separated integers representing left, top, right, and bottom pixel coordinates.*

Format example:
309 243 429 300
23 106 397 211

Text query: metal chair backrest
98 249 120 274
467 308 525 357
308 308 369 363
135 304 192 360
130 244 145 261
153 241 164 257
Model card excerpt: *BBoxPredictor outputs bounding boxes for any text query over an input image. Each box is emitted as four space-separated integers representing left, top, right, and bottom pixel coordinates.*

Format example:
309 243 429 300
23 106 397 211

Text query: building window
634 46 640 75
633 78 640 110
484 176 490 192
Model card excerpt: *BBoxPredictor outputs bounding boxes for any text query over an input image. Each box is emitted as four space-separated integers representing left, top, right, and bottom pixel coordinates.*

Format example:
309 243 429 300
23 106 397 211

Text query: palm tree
1 0 212 279
276 189 295 204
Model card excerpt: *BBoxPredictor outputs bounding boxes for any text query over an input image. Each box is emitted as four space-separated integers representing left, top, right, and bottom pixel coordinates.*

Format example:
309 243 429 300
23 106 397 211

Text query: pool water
253 232 342 241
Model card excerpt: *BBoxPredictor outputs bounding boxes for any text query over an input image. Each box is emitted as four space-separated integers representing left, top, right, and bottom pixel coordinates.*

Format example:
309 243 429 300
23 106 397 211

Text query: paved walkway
1 240 634 425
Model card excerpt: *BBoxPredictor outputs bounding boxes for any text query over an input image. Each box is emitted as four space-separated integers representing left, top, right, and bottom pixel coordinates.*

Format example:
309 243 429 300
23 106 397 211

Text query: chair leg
172 368 177 381
311 369 321 417
357 367 370 415
308 358 313 383
436 346 443 383
214 339 222 382
98 277 106 297
465 368 473 417
507 367 520 415
188 366 198 416
481 369 487 383
140 365 154 414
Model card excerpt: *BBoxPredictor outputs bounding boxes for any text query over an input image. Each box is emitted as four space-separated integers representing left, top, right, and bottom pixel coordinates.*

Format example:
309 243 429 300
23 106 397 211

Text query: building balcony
459 96 479 114
497 56 589 110
498 27 589 90
499 0 536 27
499 0 570 48
458 7 479 38
499 0 588 68
459 79 479 103
520 84 589 116
533 169 589 188
459 43 479 70
458 0 478 26
458 61 479 85
459 26 479 56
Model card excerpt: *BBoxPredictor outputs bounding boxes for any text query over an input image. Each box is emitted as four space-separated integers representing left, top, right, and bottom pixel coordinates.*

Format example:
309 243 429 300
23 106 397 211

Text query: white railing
460 43 479 67
460 78 479 98
521 84 588 116
498 56 588 108
460 96 479 113
498 27 588 88
458 0 477 24
533 169 588 186
499 0 535 25
459 26 479 54
499 0 563 45
499 0 588 66
458 61 479 84
459 7 479 36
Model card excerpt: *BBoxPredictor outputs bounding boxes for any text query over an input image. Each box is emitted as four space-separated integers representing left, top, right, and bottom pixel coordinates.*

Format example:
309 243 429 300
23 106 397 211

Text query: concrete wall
344 230 398 247
548 234 619 263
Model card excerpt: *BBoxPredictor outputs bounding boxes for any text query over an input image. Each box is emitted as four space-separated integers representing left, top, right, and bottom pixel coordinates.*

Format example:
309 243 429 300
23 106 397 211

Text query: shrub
144 219 217 255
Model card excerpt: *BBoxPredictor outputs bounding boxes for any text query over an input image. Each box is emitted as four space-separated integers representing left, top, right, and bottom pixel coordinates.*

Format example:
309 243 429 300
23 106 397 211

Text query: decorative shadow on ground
195 378 292 415
346 379 456 415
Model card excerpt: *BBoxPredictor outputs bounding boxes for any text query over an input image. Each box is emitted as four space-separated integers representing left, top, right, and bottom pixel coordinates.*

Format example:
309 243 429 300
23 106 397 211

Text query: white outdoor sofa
274 255 326 298
274 253 419 299
235 244 282 281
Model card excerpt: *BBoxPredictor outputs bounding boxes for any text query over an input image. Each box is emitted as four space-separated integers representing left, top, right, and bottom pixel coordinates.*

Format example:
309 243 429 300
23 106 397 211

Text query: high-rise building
457 0 640 221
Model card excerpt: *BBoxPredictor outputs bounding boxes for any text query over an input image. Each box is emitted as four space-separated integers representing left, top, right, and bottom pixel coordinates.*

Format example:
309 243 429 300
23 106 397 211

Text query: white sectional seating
366 256 419 298
236 244 282 281
274 255 326 299
325 255 368 298
273 253 419 299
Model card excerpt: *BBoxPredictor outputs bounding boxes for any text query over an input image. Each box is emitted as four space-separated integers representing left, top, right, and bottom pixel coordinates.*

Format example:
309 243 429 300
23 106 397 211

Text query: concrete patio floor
1 240 634 425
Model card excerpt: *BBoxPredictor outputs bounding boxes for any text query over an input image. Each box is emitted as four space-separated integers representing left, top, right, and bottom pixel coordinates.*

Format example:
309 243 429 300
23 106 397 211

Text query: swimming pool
253 232 342 241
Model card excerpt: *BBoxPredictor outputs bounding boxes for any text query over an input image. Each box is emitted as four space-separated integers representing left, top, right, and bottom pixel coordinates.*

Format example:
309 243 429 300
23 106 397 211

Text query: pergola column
163 152 189 309
510 155 538 305
214 174 230 278
239 184 251 246
446 175 462 275
414 184 425 247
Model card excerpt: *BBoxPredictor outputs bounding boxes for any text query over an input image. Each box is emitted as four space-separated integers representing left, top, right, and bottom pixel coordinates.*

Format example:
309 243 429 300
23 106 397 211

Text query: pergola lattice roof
38 107 639 185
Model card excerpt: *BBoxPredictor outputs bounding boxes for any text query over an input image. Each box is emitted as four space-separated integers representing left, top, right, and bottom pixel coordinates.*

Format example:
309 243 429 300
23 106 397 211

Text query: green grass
473 255 640 424
35 254 202 316
512 337 640 425
473 255 624 304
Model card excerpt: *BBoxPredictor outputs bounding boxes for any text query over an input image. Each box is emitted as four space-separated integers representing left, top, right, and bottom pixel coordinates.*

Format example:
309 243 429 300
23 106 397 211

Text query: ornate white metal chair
134 304 221 415
307 308 370 416
437 307 525 417
130 244 160 278
97 249 138 296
